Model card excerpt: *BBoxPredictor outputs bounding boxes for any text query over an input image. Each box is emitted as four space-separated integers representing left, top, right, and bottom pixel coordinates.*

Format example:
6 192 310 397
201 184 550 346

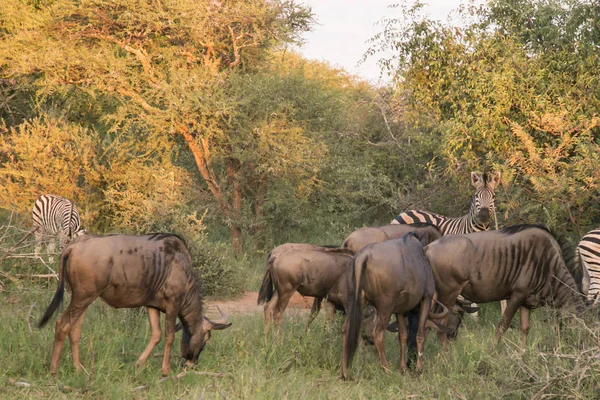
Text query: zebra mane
500 224 550 235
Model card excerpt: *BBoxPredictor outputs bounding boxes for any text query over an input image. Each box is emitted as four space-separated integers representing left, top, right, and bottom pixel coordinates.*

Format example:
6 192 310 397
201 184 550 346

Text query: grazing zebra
32 194 85 260
391 171 502 317
575 228 600 305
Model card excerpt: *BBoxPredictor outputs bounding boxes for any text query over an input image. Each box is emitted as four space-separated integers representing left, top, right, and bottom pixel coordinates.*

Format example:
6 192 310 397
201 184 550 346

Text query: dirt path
204 291 313 318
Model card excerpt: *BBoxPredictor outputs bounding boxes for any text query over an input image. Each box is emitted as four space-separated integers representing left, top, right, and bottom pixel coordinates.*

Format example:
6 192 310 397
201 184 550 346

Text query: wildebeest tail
257 252 274 305
344 255 368 369
39 248 70 328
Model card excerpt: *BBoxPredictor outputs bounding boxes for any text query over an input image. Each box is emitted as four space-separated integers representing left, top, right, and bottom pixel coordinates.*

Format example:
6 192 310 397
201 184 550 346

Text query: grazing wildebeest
425 224 587 348
341 223 442 254
341 232 448 379
391 171 503 317
257 243 354 332
38 233 231 376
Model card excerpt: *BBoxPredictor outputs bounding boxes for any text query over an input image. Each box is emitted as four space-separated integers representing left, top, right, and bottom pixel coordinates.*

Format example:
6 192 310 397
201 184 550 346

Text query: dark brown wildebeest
257 243 353 332
341 232 448 379
38 233 231 376
425 224 587 348
341 223 442 255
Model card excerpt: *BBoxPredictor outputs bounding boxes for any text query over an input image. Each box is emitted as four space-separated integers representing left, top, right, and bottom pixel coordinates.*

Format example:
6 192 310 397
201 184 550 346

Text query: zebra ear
488 172 501 190
471 172 483 187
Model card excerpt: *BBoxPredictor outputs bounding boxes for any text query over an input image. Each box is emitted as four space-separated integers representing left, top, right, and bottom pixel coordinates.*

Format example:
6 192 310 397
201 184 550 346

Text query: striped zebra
391 171 502 317
32 194 85 260
391 172 501 234
575 228 600 305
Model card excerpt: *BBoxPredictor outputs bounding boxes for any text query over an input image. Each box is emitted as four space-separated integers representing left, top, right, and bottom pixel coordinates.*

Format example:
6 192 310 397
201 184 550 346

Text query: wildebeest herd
32 171 597 379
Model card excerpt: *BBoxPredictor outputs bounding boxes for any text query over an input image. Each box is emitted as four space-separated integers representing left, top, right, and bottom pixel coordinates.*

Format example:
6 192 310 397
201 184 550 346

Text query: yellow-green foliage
0 117 100 214
0 115 191 231
371 0 600 231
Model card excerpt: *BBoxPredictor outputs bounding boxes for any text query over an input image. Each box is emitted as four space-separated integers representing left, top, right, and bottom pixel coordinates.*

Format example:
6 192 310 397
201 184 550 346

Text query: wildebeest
341 232 448 379
38 233 231 376
341 223 442 254
425 225 587 348
391 171 502 317
257 243 354 332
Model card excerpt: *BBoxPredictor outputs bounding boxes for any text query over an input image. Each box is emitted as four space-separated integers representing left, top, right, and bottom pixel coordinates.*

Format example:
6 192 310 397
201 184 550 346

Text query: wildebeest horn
207 305 229 325
428 299 449 319
456 297 473 306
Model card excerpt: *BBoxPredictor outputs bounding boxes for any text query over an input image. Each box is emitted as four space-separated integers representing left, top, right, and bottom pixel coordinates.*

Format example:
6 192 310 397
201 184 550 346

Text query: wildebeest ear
203 317 232 331
210 322 232 330
471 171 483 187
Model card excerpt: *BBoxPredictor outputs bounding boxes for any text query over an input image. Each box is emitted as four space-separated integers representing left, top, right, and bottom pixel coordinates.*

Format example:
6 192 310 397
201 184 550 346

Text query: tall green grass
0 285 598 399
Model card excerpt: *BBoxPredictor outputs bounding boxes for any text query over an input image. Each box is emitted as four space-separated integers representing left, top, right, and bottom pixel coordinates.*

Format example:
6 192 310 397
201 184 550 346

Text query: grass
0 283 599 399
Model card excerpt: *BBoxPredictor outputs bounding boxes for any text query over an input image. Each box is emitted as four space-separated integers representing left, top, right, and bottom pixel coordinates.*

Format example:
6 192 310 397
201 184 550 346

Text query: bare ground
204 291 312 319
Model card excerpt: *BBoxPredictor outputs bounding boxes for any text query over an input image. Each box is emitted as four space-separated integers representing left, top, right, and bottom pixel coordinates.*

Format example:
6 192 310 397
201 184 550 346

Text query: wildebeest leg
324 300 336 323
395 313 407 372
305 297 323 331
372 310 391 373
136 307 162 368
519 306 530 348
341 316 350 379
264 291 279 332
68 309 89 372
161 309 178 376
274 290 295 334
495 294 524 346
50 299 94 375
415 297 431 372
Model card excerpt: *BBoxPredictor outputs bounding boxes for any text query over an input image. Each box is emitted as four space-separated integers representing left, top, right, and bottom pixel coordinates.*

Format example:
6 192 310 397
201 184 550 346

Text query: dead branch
158 370 230 384
26 302 36 334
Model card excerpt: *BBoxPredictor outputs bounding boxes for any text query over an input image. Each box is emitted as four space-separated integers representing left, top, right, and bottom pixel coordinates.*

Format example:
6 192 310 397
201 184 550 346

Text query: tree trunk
254 174 267 249
180 126 243 254
226 158 243 255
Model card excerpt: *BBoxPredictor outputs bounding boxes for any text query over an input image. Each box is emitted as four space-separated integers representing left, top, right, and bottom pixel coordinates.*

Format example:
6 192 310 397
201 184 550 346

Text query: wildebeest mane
148 232 188 246
500 224 550 235
406 222 442 233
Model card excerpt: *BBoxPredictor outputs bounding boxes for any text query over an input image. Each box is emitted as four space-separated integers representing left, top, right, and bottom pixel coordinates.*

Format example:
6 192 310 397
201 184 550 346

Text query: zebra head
470 171 501 229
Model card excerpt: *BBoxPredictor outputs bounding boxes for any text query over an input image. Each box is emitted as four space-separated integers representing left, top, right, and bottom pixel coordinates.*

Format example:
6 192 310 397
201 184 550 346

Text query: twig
14 273 57 279
26 302 36 334
0 227 37 263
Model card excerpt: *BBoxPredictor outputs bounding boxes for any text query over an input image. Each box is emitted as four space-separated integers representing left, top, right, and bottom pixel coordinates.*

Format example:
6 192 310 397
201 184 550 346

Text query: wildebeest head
470 171 501 226
181 305 231 365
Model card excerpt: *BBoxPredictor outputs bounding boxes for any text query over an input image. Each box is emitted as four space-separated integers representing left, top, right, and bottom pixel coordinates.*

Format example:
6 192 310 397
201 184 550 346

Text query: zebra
575 228 600 305
32 194 85 261
391 171 501 234
391 171 502 317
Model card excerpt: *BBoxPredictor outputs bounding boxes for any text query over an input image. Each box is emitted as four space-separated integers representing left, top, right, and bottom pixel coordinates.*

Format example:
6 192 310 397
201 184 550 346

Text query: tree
368 0 600 232
0 0 312 253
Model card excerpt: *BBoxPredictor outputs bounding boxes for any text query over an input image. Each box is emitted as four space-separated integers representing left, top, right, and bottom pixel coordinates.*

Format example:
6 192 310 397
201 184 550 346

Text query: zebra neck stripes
393 210 489 235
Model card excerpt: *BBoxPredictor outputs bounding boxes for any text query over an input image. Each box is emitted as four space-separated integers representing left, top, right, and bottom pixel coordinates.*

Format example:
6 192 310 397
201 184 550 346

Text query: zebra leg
34 229 44 259
47 236 58 263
